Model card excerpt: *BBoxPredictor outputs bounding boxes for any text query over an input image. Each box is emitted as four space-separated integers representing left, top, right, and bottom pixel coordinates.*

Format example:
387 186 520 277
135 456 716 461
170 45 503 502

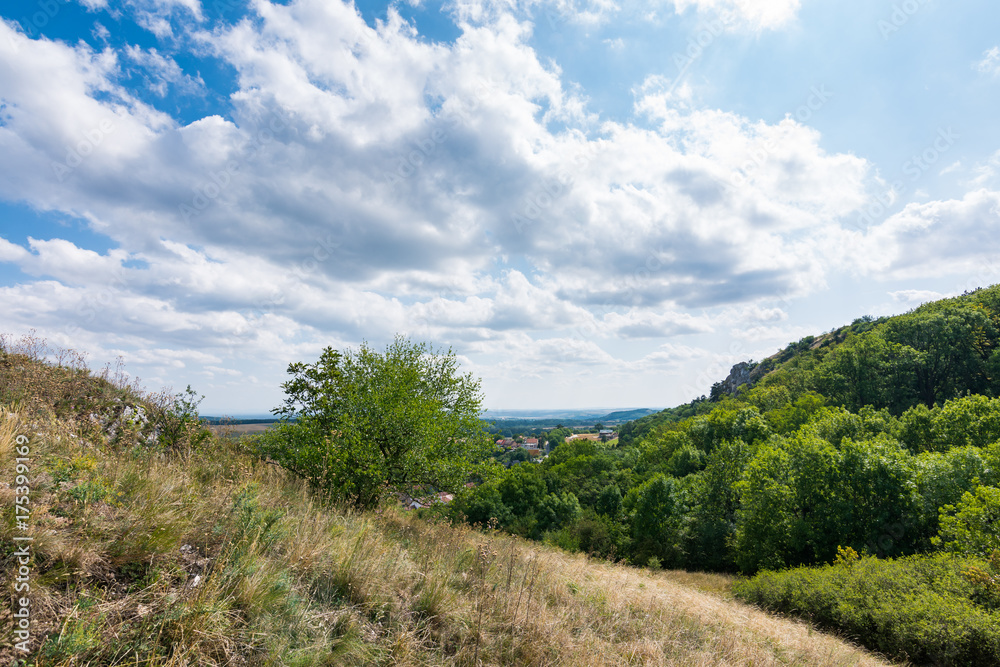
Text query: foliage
935 485 1000 557
261 337 496 509
734 553 1000 665
7 348 891 667
623 474 693 569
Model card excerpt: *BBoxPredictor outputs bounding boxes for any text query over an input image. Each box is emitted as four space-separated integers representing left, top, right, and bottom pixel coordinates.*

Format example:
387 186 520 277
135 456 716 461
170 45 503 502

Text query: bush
261 337 496 509
734 553 1000 665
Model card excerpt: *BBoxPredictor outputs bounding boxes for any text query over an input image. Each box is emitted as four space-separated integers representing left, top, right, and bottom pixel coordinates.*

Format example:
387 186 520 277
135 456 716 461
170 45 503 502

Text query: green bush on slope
734 552 1000 665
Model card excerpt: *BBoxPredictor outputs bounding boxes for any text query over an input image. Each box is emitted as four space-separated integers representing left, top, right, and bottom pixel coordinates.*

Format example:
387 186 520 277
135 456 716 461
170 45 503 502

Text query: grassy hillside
0 336 893 665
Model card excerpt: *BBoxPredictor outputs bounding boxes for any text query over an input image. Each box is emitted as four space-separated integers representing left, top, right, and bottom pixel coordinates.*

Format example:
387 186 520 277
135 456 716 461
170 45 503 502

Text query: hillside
623 285 1000 443
0 336 892 665
449 285 1000 663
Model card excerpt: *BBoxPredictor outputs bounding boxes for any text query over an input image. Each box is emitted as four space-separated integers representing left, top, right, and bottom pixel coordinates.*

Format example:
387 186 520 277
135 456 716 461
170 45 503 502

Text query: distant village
400 428 618 511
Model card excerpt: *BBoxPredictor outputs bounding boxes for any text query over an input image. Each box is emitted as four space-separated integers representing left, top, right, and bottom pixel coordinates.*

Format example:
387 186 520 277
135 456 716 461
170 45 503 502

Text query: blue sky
1 0 1000 415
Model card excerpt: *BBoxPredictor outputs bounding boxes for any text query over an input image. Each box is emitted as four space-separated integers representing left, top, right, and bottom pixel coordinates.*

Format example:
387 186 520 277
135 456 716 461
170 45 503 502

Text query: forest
446 285 1000 663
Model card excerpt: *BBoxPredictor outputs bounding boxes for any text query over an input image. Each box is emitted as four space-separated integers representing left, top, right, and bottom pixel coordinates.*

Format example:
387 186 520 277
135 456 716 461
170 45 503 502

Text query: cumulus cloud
2 0 993 411
856 189 1000 280
889 289 949 306
123 45 204 97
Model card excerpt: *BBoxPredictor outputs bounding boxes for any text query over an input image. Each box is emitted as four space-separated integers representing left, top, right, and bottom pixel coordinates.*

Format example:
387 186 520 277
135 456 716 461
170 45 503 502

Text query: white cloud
970 150 1000 188
603 310 713 338
889 289 948 306
10 0 990 412
124 45 204 97
976 46 1000 77
128 0 204 37
856 189 1000 280
627 342 709 370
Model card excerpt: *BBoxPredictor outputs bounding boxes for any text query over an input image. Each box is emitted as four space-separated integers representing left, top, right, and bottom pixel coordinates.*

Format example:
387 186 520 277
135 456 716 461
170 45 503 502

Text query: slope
0 335 893 665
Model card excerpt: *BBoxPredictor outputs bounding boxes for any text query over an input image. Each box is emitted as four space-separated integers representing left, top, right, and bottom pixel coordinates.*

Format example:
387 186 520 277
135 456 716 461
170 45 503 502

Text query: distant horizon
202 406 666 421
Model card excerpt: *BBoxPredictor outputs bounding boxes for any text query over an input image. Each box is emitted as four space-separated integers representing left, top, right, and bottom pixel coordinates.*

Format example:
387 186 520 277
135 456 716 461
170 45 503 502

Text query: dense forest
445 285 1000 662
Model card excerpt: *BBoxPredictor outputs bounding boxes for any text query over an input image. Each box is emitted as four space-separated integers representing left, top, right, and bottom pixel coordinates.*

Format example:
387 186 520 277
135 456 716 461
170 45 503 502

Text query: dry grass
0 337 901 666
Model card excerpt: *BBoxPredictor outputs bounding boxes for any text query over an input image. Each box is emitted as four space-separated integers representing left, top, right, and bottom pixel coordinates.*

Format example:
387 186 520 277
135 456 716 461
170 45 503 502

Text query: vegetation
734 551 1000 665
448 285 1000 663
0 334 889 665
7 284 1000 664
258 337 495 509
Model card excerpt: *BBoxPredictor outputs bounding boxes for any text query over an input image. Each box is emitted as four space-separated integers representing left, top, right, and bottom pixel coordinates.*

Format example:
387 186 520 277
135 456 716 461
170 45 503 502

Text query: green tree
688 439 752 571
451 484 512 528
261 336 495 509
881 306 997 408
535 491 582 535
934 485 1000 557
665 443 706 477
733 444 794 573
625 473 693 568
815 332 918 413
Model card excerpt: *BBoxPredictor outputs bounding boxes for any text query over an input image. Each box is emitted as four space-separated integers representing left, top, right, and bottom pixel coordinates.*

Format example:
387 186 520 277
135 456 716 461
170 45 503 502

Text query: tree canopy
261 336 495 509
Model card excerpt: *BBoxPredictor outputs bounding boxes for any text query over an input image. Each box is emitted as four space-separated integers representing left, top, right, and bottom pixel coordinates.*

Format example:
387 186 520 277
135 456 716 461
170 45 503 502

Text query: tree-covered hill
624 286 1000 444
450 285 1000 664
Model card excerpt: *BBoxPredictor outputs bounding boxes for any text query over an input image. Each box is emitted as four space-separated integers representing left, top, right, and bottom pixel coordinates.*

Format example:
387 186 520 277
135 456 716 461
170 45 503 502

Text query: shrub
734 552 1000 664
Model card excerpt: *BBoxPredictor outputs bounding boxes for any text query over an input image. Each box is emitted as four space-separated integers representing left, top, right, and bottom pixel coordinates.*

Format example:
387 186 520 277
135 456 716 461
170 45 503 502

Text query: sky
1 0 1000 416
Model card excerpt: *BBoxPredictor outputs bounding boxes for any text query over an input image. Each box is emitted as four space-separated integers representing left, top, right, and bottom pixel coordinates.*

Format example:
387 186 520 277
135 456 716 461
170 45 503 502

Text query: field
205 421 277 437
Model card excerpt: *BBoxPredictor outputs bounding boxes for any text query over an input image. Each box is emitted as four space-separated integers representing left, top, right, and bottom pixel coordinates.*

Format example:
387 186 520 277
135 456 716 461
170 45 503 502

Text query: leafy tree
687 439 752 571
815 332 918 413
625 474 693 568
933 394 1000 450
595 484 623 517
261 336 495 509
535 491 582 535
915 446 994 543
733 444 795 572
497 463 547 521
837 436 918 558
934 485 1000 557
764 391 826 434
899 403 938 453
665 443 706 477
881 306 997 408
569 511 626 560
451 484 512 528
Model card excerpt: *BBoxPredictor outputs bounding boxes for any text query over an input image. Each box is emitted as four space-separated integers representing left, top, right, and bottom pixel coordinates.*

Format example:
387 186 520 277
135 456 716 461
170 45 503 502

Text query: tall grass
1 336 895 666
